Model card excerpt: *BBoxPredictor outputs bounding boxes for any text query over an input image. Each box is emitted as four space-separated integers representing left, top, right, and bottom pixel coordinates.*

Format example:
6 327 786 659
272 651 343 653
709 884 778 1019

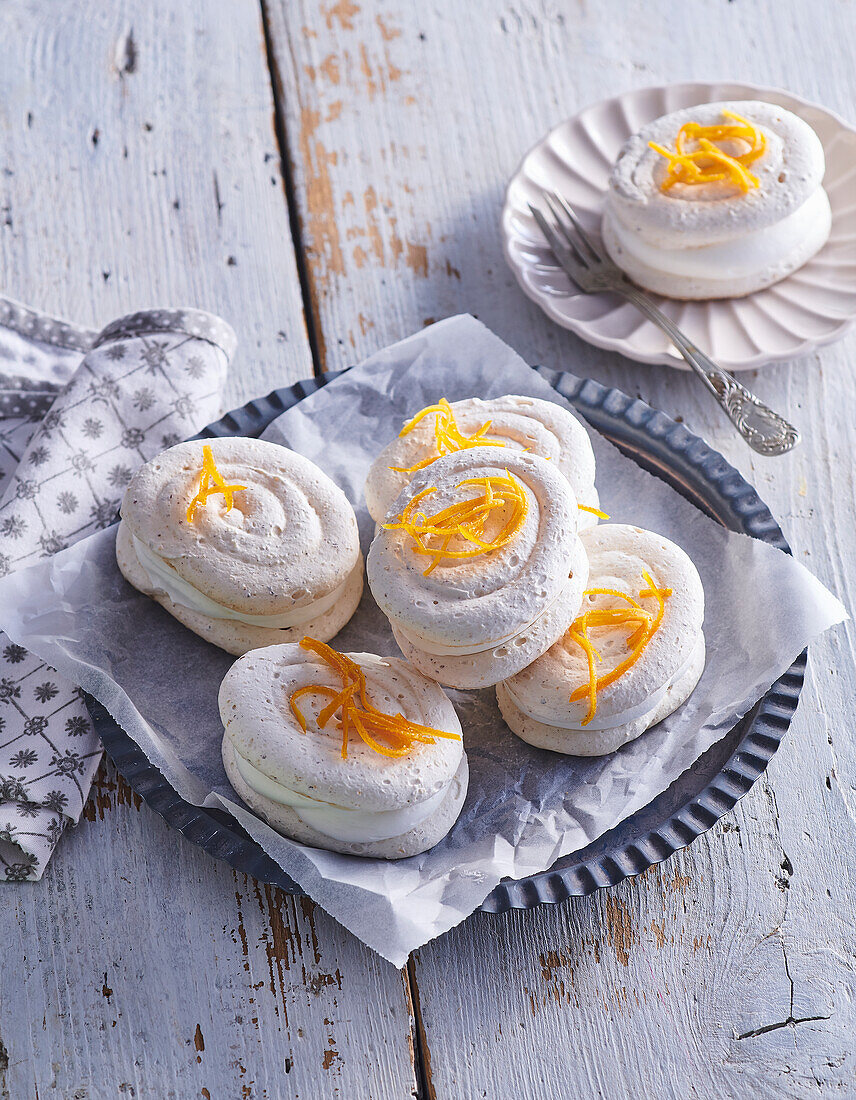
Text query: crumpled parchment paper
0 315 845 965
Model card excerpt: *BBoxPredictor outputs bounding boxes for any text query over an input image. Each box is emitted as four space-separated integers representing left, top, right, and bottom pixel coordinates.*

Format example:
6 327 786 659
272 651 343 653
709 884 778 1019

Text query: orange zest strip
290 684 339 732
639 570 672 634
288 637 461 760
186 444 247 523
383 470 528 576
649 109 765 195
350 712 411 758
567 572 673 725
578 504 610 520
389 397 506 474
317 683 357 728
583 587 643 609
570 628 598 726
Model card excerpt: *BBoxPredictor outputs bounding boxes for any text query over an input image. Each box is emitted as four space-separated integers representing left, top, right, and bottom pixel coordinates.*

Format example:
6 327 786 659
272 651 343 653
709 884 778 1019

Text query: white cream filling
231 746 450 843
506 644 699 731
132 533 349 629
607 186 831 281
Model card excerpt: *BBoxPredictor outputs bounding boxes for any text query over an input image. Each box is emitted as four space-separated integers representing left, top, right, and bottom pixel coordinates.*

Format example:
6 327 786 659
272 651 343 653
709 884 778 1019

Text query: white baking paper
0 316 845 965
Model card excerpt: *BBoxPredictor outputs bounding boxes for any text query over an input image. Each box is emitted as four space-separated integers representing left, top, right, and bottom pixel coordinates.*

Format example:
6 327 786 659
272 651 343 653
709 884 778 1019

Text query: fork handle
619 286 800 457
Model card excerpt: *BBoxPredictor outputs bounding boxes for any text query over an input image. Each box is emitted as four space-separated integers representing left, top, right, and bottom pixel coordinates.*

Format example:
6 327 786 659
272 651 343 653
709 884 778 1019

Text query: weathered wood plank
0 0 313 408
411 722 856 1098
4 760 416 1099
0 3 416 1097
267 1 856 1095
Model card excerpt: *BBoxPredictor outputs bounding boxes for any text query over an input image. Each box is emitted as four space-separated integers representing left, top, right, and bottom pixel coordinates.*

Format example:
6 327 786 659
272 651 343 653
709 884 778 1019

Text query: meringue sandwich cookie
368 447 589 689
603 101 831 299
117 437 363 656
497 524 704 756
220 640 468 858
364 395 601 530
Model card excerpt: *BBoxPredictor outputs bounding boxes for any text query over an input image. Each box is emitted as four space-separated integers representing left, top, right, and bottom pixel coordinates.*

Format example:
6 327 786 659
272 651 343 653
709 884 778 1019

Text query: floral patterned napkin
0 299 234 880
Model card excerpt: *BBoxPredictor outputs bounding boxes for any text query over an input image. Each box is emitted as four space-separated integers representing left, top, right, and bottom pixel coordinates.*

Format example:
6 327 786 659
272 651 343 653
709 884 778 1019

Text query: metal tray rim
88 367 805 914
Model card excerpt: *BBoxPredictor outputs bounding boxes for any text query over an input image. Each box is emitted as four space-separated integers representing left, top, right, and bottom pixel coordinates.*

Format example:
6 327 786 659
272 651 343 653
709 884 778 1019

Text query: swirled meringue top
219 645 463 812
502 524 704 728
364 395 598 523
607 101 826 248
367 449 584 650
121 437 360 616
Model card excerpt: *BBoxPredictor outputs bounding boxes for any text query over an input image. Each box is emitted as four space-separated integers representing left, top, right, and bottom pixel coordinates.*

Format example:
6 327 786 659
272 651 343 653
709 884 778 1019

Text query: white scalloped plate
502 82 856 371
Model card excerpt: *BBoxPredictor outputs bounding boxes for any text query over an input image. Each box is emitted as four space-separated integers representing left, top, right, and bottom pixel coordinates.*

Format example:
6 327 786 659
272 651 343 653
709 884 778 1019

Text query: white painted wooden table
2 2 855 1096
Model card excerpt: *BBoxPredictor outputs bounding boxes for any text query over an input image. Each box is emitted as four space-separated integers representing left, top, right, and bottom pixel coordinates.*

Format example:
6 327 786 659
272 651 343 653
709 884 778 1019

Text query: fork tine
528 203 575 263
549 192 603 262
538 196 590 268
528 203 589 291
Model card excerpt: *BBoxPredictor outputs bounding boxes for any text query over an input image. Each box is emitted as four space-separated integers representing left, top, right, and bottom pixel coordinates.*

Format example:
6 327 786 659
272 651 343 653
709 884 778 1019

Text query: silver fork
529 192 800 456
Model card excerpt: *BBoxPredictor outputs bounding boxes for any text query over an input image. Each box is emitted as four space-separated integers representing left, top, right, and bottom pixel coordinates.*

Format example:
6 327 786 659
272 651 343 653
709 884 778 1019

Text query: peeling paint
387 214 404 266
406 241 428 277
263 884 299 972
233 882 251 975
376 15 402 41
354 41 407 100
301 896 322 965
359 43 379 99
82 764 142 820
323 1 360 31
363 185 385 263
298 107 345 280
322 1045 342 1071
319 54 341 84
309 969 343 996
193 1023 205 1062
604 896 636 967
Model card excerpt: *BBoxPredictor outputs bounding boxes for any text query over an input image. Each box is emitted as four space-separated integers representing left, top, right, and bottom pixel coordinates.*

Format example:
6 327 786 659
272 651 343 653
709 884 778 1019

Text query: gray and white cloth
0 298 234 880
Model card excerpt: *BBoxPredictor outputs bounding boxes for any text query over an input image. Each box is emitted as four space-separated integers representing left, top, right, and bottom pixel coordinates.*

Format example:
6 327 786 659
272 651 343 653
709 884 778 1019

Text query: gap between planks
260 0 325 377
260 3 435 1095
406 955 436 1100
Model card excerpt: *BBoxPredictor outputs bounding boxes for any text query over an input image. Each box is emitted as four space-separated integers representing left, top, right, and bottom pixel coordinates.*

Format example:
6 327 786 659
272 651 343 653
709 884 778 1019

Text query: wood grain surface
0 4 417 1099
0 0 312 408
268 1 856 1097
2 0 855 1096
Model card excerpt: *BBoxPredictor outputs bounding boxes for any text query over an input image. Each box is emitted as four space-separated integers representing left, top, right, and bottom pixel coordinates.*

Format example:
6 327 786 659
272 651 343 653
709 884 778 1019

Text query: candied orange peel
384 470 528 576
649 109 766 194
289 637 461 759
568 572 672 725
390 397 506 474
578 504 610 520
186 444 247 523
